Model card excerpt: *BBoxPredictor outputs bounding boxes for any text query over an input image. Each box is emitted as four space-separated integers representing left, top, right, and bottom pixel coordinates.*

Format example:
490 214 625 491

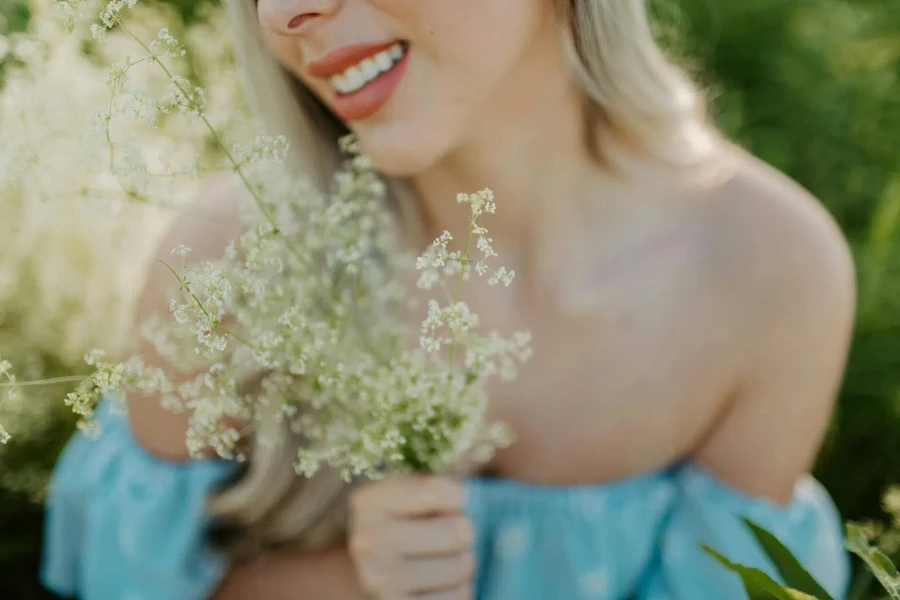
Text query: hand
348 474 475 600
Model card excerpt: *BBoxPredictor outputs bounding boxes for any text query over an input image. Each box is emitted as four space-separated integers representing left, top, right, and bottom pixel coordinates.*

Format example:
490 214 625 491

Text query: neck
408 31 600 254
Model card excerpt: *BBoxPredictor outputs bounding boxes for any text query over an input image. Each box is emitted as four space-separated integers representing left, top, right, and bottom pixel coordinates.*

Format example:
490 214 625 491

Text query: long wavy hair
208 0 728 561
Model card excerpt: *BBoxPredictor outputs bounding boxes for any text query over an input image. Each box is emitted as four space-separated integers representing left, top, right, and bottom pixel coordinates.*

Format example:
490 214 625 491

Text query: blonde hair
209 0 726 560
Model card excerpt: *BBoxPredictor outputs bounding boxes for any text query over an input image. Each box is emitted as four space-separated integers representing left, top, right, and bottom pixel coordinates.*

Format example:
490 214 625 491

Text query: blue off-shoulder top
41 400 850 600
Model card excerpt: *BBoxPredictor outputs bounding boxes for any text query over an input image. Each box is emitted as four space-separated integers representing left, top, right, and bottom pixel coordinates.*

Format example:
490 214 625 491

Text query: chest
458 226 743 484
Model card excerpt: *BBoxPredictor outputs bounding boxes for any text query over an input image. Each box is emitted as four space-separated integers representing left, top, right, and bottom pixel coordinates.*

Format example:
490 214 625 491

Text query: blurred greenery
656 0 900 521
0 0 899 598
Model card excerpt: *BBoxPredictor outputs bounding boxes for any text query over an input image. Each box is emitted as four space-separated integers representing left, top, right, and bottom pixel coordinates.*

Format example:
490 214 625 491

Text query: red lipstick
307 41 410 122
307 40 398 78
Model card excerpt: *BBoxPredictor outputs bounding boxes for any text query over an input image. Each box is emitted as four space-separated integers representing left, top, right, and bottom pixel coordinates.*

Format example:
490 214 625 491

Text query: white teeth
360 58 380 80
374 52 392 71
327 42 407 95
333 73 350 93
344 66 365 90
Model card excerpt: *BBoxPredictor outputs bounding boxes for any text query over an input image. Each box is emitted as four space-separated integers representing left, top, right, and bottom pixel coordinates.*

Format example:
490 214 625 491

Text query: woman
41 0 856 599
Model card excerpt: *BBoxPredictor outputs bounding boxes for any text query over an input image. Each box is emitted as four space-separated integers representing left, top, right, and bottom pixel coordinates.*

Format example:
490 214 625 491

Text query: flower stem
447 217 476 365
124 28 356 332
0 375 86 388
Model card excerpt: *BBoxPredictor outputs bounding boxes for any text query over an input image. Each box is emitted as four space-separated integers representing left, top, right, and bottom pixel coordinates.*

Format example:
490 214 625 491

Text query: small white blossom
98 0 138 31
7 1 531 478
90 24 108 42
104 61 130 94
232 135 290 167
148 28 185 59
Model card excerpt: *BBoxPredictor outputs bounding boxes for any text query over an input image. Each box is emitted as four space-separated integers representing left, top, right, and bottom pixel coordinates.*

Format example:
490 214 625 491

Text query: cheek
356 0 543 170
252 0 547 176
260 30 305 80
404 0 547 130
259 30 333 110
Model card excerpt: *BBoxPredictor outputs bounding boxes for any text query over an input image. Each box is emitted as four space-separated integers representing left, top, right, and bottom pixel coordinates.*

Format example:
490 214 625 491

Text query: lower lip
330 49 410 122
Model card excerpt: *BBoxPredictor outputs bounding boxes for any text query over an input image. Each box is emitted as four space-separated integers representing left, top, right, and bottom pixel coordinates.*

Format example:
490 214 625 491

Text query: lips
307 40 400 78
307 40 410 122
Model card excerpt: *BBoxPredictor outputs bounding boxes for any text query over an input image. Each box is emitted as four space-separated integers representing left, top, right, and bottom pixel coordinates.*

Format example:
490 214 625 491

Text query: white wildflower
98 0 138 31
104 61 130 94
148 28 185 59
90 24 107 42
5 0 531 478
232 135 290 167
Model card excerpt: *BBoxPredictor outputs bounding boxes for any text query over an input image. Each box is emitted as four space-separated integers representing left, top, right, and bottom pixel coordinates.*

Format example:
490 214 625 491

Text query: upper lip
306 40 401 78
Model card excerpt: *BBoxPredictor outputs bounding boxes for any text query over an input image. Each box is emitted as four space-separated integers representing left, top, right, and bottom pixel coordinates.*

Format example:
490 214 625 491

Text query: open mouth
328 41 410 97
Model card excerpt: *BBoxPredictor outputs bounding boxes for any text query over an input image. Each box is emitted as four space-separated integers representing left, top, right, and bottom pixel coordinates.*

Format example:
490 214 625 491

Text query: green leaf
703 546 819 600
742 518 835 600
785 592 823 600
845 523 900 600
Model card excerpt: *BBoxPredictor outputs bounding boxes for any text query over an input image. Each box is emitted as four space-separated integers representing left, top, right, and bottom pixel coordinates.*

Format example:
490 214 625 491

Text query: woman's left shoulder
698 145 856 322
686 147 856 501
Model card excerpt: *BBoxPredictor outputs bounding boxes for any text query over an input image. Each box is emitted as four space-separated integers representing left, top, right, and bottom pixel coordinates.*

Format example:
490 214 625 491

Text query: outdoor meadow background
0 0 897 598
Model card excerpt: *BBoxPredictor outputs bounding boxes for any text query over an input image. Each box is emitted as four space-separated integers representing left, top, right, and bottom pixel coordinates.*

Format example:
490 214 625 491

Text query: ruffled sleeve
636 463 850 600
41 400 238 600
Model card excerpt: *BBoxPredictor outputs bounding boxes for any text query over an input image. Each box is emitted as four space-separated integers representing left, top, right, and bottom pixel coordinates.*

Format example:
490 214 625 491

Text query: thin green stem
123 27 382 361
74 188 237 222
156 259 212 322
447 216 476 365
123 29 284 239
124 29 341 311
103 56 145 171
220 327 253 348
156 260 255 349
106 90 116 170
0 375 86 388
147 166 234 178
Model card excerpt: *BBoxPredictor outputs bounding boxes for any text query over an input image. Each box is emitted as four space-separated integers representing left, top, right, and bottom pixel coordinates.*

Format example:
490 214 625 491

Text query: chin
351 116 458 178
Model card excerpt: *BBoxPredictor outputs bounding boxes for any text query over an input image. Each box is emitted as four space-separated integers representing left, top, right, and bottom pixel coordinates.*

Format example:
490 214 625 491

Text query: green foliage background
0 0 898 598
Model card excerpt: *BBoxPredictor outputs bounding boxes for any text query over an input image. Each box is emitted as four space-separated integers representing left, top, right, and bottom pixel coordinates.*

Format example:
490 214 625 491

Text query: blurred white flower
2 0 531 481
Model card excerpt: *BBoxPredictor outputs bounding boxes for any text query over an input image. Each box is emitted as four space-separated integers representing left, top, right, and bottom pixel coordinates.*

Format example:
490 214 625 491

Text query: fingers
356 554 475 598
351 514 472 557
403 554 475 592
411 586 473 600
352 475 466 518
396 515 474 556
348 514 472 562
348 475 474 600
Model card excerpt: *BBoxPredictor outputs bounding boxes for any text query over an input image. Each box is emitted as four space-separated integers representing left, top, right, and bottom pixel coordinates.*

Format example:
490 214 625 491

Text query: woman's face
255 0 558 176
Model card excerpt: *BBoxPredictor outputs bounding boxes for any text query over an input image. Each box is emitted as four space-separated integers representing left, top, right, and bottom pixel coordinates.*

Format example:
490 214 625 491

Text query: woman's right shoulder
128 174 248 461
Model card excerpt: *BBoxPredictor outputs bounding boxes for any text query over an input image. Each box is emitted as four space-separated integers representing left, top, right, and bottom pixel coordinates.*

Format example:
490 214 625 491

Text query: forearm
210 546 368 600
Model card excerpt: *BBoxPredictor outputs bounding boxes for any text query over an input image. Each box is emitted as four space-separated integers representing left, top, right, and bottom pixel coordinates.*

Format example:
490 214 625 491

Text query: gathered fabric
42 400 849 600
464 463 848 599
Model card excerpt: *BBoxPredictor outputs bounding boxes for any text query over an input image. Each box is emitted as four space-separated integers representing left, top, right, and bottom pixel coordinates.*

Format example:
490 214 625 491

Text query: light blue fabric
464 466 850 600
42 401 850 600
41 400 237 600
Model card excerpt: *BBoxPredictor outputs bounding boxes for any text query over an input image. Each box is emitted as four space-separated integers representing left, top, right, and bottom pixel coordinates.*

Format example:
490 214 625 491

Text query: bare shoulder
691 147 856 501
701 147 855 310
128 174 248 460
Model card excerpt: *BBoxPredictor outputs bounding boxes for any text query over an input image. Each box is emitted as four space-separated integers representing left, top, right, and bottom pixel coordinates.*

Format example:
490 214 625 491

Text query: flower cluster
70 140 530 477
0 0 240 453
2 0 532 481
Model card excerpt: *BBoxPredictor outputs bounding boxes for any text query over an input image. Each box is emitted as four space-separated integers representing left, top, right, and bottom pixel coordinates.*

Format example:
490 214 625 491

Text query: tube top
41 400 850 599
